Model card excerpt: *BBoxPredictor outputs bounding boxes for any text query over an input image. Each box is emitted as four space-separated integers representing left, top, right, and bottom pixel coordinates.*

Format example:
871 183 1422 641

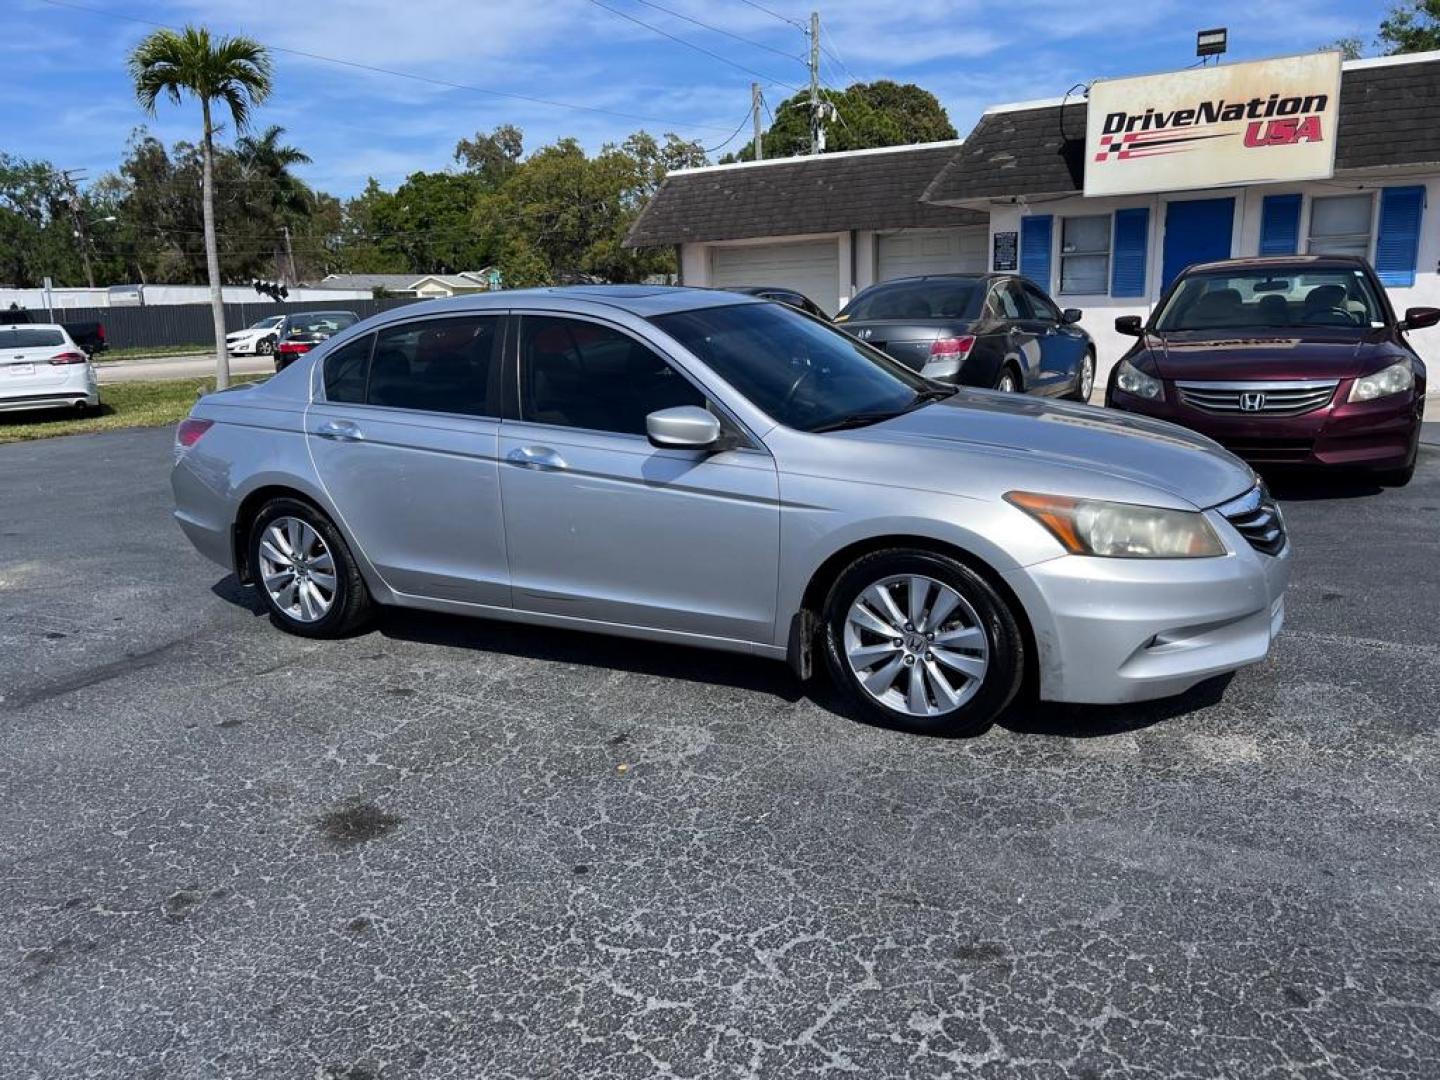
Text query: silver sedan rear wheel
258 516 337 623
843 573 989 718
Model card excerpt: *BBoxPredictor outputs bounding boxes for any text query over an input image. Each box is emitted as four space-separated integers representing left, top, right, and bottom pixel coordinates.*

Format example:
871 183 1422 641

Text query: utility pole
807 11 823 155
281 223 297 286
61 169 95 289
751 82 765 161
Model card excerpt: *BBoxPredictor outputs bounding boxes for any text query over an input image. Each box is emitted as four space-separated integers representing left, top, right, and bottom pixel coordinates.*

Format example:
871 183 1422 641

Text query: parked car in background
226 314 284 356
2 307 107 356
721 285 829 320
273 310 358 371
0 322 100 414
834 274 1096 400
174 286 1287 738
1106 256 1433 485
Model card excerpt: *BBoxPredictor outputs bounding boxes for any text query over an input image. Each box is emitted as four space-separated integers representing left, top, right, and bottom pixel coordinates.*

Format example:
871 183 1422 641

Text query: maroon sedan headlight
1116 358 1163 400
1348 361 1414 402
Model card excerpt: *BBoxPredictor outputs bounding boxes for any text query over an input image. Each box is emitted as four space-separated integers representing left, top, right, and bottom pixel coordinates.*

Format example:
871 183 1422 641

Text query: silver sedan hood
843 390 1256 509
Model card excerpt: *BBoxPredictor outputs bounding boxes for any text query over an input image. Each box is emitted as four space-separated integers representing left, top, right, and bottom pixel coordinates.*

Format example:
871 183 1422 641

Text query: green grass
99 343 211 361
0 376 264 444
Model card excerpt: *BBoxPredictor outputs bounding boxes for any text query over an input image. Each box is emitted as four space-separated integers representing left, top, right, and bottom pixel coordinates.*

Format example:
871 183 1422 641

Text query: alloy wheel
1079 354 1095 401
842 574 989 717
997 372 1017 393
258 516 337 623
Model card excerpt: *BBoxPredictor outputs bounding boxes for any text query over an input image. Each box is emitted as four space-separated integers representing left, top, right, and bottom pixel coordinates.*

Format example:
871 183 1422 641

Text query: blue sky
5 0 1382 199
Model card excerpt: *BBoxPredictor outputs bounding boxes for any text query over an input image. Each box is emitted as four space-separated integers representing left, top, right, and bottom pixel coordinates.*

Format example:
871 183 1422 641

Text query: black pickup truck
1 308 107 356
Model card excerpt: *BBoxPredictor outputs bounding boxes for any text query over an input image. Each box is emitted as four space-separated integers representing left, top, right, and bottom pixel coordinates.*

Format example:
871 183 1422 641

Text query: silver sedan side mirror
646 405 722 450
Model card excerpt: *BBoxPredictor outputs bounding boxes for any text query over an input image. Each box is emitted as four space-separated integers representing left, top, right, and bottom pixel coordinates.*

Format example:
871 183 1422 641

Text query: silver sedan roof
374 285 763 321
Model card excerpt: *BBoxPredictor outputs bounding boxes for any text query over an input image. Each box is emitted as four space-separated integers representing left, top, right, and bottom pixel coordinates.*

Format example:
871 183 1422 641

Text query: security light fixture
1196 27 1227 58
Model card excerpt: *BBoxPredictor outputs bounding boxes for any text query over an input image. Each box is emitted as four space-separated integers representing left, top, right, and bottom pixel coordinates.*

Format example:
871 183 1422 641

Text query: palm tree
236 125 312 286
128 26 273 389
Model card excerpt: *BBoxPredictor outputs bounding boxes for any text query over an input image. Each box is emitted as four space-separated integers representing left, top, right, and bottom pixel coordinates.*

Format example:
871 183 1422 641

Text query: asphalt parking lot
2 426 1439 1079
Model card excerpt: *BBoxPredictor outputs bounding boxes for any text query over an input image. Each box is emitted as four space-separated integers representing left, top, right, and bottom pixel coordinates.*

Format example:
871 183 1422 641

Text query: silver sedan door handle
316 419 364 442
506 445 567 471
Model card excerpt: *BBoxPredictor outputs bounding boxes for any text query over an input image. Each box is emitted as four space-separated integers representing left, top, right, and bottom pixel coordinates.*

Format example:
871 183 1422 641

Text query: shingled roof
625 142 985 248
924 52 1440 207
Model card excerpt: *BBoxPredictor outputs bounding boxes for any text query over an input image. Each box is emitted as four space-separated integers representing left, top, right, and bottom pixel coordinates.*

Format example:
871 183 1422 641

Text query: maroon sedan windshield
1154 268 1384 332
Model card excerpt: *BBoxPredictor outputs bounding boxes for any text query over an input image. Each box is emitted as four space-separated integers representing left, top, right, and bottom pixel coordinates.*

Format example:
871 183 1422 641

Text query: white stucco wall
986 172 1440 388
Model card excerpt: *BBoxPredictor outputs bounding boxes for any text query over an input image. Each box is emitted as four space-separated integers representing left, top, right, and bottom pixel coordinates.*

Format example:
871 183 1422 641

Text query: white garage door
710 240 841 315
877 227 987 281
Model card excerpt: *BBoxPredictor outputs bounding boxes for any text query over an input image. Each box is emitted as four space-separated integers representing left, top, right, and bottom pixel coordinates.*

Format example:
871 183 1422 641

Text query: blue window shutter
1375 186 1425 287
1110 208 1149 297
1258 194 1302 256
1020 215 1053 288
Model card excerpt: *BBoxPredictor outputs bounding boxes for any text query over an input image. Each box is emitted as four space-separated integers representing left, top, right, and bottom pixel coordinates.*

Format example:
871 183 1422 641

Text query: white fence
0 284 372 311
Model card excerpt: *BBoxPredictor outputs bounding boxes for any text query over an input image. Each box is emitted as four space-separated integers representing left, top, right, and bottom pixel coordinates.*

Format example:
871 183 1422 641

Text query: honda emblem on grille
1239 391 1266 412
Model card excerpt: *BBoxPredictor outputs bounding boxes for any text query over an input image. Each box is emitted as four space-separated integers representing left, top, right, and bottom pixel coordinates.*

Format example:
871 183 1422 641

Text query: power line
730 0 806 31
816 18 862 86
37 0 738 133
703 105 756 153
583 0 802 91
627 0 803 63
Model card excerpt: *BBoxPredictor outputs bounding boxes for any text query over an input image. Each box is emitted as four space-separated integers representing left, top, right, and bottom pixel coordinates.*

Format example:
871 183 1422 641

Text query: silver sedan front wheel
258 516 337 623
843 573 989 718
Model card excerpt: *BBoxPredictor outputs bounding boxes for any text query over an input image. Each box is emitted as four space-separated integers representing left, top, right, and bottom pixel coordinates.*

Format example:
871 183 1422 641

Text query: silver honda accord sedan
172 286 1290 735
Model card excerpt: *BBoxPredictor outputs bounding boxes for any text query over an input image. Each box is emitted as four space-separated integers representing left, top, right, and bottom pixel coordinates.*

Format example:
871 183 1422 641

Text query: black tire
247 497 373 638
994 366 1021 393
820 549 1025 737
1066 350 1096 402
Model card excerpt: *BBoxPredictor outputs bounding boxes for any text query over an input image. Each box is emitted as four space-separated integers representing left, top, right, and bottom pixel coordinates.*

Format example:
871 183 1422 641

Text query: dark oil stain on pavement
161 888 205 922
317 800 403 848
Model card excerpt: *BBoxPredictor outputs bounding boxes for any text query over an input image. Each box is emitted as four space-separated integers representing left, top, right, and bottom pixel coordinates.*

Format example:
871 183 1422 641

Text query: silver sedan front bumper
1004 514 1291 704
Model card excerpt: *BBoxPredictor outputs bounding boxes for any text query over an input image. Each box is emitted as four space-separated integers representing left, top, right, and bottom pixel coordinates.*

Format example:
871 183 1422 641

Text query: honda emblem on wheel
1239 391 1266 412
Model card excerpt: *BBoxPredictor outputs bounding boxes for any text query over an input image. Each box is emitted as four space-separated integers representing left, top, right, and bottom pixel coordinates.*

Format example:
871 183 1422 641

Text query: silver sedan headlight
1116 358 1163 400
1005 492 1225 558
1348 361 1414 402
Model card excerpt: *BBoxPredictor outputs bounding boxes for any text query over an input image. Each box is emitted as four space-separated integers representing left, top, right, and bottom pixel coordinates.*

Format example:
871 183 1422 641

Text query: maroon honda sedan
1106 256 1434 485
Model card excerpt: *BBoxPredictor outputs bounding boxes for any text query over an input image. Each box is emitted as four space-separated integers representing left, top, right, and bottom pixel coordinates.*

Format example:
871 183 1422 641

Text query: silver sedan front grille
1216 484 1286 556
1176 380 1337 416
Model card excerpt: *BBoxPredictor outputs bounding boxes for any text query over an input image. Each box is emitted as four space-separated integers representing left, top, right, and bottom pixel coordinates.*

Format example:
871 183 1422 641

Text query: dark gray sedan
836 273 1096 400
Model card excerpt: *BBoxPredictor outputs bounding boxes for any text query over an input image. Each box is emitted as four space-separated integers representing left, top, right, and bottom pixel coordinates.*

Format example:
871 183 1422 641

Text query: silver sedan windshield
652 302 932 432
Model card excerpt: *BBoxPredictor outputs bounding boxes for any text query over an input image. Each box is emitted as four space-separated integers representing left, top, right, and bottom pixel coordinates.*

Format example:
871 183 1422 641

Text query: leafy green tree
1333 0 1440 56
236 124 312 284
336 179 410 274
724 80 956 162
472 131 705 287
454 124 524 186
1379 0 1440 52
128 25 273 387
0 154 86 288
110 130 274 286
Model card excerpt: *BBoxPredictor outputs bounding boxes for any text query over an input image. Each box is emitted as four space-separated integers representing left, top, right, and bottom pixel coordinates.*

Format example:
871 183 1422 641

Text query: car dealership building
627 49 1440 385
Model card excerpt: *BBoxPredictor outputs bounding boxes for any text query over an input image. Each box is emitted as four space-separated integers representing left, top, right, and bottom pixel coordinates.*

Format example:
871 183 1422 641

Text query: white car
225 315 284 356
0 323 99 414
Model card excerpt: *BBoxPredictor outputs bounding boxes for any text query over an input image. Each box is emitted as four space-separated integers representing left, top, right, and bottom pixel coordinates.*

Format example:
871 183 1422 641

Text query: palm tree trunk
201 99 230 390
